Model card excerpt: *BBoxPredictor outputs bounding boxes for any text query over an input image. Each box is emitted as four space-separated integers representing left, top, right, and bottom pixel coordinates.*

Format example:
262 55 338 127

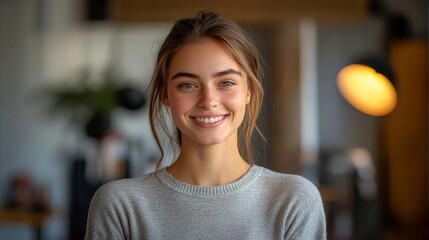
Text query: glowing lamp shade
337 64 397 116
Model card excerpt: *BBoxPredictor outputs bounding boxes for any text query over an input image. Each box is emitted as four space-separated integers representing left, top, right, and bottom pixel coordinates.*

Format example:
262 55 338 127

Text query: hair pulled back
148 11 264 165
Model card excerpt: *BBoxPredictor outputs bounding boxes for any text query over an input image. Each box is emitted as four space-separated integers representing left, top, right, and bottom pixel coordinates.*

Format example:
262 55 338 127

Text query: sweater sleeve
284 177 327 240
85 182 128 240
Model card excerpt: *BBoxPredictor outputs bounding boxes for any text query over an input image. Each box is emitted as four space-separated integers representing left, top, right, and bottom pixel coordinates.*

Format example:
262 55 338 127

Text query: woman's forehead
167 39 245 78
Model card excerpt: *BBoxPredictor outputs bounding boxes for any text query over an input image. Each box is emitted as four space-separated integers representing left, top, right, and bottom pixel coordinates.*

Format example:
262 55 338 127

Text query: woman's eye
178 82 195 89
219 81 235 87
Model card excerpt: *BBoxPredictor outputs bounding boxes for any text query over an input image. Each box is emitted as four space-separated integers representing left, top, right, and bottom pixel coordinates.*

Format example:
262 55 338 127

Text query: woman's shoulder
258 166 314 185
256 166 322 201
92 171 160 201
256 167 327 239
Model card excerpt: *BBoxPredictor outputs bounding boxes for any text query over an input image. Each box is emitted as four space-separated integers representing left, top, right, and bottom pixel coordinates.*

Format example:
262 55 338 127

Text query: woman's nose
197 87 218 109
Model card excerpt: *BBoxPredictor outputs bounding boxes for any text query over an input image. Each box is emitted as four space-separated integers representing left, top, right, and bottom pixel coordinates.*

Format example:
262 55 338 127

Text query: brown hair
148 11 264 165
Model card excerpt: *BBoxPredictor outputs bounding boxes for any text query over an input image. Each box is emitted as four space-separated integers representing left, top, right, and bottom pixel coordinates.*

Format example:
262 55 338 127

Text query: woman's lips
191 115 228 127
194 115 225 123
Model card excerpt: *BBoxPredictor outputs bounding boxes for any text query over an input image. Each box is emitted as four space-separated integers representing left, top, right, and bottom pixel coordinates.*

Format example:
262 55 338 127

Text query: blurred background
0 0 427 239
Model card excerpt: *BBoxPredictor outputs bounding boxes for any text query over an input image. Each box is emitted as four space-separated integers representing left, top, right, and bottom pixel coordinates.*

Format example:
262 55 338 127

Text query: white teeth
195 115 225 123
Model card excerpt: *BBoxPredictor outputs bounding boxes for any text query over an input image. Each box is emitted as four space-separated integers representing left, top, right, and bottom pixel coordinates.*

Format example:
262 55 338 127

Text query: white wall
317 18 385 157
0 1 170 239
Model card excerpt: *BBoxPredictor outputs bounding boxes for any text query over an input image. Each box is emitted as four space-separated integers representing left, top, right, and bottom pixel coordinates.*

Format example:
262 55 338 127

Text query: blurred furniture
319 148 380 239
0 209 53 240
69 158 103 240
381 39 429 239
69 158 130 240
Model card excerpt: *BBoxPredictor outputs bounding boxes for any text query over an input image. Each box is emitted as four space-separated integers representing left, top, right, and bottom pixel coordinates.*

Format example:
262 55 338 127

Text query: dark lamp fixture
337 63 397 117
335 0 409 117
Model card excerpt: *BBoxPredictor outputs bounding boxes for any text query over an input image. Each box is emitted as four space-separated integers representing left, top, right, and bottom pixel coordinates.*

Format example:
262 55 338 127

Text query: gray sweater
85 165 326 240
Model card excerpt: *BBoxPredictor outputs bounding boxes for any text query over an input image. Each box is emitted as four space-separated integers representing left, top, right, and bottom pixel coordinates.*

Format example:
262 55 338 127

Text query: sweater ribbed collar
156 165 262 198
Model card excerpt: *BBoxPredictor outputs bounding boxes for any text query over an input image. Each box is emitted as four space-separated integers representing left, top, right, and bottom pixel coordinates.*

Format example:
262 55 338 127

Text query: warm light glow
337 64 397 116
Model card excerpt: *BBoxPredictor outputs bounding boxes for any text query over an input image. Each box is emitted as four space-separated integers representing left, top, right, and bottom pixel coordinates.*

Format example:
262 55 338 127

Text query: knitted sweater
85 165 326 240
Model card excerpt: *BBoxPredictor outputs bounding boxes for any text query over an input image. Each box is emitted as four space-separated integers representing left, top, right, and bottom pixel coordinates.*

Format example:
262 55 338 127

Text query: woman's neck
166 140 250 186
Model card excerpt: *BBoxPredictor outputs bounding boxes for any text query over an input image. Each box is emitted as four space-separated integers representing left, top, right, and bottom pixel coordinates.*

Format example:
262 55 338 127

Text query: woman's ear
246 89 251 104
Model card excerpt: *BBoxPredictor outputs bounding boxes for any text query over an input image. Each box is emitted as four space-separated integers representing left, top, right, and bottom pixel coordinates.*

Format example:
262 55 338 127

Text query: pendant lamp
337 57 397 116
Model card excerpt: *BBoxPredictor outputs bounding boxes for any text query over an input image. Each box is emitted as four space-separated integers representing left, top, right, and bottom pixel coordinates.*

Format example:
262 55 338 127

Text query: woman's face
165 38 251 147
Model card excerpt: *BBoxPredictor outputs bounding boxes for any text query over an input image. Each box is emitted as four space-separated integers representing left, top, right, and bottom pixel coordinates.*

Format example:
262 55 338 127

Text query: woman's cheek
225 91 248 109
170 95 194 111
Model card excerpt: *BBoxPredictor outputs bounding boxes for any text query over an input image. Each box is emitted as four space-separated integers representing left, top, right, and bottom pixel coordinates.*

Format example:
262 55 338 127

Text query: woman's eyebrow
171 72 199 80
171 69 242 80
212 69 242 78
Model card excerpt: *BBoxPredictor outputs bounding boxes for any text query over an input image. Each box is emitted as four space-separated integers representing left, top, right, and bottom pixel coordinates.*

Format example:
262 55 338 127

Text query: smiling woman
85 11 327 240
165 39 250 152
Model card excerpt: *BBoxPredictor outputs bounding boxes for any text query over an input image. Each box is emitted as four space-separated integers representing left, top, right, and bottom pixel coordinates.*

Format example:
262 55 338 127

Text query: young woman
85 11 326 239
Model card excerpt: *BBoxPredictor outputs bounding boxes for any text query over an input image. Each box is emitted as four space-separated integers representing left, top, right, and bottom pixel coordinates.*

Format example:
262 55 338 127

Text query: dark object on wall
83 86 146 140
116 87 146 110
368 0 386 16
367 1 412 40
387 13 412 40
43 69 147 140
85 0 111 21
85 111 112 140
